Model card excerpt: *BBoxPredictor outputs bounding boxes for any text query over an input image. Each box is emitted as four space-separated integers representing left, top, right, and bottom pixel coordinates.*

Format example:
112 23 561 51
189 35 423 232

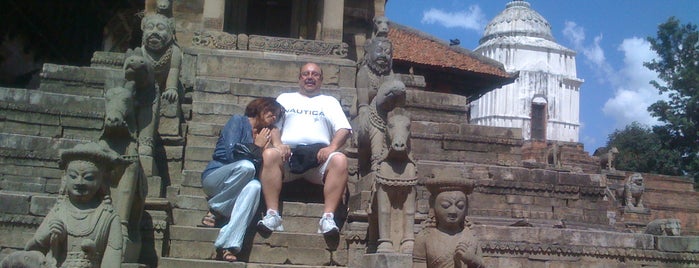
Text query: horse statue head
384 107 411 161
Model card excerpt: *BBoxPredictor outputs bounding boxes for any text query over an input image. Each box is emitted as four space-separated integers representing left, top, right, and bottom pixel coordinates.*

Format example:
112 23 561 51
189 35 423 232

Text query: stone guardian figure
354 36 395 119
100 49 159 262
413 172 485 268
17 143 126 268
139 13 184 175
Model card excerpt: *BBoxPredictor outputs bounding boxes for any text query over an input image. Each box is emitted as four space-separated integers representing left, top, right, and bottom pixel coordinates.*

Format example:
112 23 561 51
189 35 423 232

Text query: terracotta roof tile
388 23 512 78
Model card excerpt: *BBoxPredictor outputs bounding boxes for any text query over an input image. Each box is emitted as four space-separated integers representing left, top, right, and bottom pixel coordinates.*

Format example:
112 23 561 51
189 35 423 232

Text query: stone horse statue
100 49 158 262
354 79 417 253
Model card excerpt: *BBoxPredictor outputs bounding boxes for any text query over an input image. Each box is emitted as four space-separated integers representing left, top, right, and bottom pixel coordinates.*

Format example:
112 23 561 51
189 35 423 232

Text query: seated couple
200 62 351 262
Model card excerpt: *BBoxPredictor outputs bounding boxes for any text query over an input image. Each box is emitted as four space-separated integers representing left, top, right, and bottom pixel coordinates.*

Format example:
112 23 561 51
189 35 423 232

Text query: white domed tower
471 0 582 142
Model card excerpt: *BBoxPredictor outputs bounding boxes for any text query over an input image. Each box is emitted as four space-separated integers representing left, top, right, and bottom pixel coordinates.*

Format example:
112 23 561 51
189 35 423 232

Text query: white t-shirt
276 92 351 146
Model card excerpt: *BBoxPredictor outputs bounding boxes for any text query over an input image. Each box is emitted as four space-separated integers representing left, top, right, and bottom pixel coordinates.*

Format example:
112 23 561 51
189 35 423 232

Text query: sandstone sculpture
547 142 562 168
0 250 48 268
140 13 183 140
354 36 395 118
16 143 126 268
413 172 485 268
373 16 389 38
355 79 416 253
597 146 619 170
369 107 417 254
623 173 646 212
645 218 681 236
156 0 172 18
100 50 159 262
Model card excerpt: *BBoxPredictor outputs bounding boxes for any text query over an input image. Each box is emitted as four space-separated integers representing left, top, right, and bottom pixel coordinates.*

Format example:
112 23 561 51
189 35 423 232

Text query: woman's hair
245 97 285 122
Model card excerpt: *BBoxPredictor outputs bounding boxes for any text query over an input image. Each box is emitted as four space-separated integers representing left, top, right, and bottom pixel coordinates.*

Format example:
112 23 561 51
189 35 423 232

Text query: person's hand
162 88 179 103
276 144 291 162
317 146 336 163
255 128 271 148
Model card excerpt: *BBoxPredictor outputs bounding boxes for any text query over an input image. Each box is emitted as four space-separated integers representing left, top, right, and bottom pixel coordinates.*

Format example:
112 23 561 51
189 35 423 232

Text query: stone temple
471 0 582 143
0 0 697 267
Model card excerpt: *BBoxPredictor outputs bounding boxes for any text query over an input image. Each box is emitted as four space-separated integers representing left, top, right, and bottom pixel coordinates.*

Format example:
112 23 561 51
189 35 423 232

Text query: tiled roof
388 22 512 79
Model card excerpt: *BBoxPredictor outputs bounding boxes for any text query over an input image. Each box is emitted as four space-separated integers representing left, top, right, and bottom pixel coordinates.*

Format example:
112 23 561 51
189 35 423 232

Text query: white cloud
563 21 615 83
563 22 663 129
602 38 662 128
421 6 486 32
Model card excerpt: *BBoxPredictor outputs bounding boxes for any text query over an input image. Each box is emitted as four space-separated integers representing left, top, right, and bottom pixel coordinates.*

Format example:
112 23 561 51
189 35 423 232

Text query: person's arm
211 116 245 164
317 128 350 163
269 127 291 161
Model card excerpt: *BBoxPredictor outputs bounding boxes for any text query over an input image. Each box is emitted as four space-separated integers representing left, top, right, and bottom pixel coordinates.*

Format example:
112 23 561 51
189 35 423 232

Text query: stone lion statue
645 218 681 236
623 173 645 210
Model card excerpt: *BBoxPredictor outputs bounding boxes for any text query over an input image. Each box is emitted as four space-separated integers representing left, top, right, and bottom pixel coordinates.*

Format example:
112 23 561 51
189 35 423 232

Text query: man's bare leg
322 153 348 213
260 148 284 211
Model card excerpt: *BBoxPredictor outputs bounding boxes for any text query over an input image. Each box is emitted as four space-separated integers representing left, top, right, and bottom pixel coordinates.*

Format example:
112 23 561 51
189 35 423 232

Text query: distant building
470 0 583 142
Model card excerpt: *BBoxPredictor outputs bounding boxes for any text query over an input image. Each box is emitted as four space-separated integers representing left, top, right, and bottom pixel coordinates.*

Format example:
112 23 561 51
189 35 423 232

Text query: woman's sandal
198 211 217 228
221 249 237 262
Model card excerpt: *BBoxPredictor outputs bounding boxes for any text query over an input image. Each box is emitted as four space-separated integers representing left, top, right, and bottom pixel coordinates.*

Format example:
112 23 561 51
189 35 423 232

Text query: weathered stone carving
547 142 562 168
596 146 618 170
247 35 348 57
192 31 237 50
100 49 159 262
373 16 389 38
645 218 681 236
140 13 183 139
354 36 395 118
622 173 646 212
156 0 172 18
355 79 416 253
371 107 417 254
0 250 48 268
7 143 127 268
413 171 485 268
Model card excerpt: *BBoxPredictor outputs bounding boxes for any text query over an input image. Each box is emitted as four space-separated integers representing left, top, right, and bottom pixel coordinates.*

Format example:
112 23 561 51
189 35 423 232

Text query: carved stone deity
13 143 126 268
645 218 681 236
140 13 183 138
373 16 389 38
622 173 646 212
413 174 485 268
100 50 159 262
598 146 619 170
355 79 416 253
354 36 395 118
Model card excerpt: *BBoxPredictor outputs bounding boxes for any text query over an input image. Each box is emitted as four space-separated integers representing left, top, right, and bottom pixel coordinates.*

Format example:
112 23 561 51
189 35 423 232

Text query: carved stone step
160 257 346 268
171 200 331 234
168 225 349 266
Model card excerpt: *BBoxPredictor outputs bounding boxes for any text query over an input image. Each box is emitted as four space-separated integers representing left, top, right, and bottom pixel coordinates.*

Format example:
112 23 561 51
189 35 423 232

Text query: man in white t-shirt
257 62 351 235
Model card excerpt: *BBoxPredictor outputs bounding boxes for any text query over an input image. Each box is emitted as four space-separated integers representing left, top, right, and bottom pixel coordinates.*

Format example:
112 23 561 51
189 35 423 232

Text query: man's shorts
283 151 342 185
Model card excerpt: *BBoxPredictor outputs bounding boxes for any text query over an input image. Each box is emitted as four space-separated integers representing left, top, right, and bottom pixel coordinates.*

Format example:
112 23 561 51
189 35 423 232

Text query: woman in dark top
200 97 284 262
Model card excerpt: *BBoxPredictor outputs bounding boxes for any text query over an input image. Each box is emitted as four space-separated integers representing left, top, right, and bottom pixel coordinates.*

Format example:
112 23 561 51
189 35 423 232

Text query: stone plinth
362 253 412 268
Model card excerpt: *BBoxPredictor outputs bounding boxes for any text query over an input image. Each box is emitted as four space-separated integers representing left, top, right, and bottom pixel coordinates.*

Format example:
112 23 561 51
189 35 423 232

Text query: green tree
605 122 682 176
645 17 699 185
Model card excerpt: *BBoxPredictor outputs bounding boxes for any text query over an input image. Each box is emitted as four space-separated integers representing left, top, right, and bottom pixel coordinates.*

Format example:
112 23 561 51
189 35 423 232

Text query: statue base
362 253 412 268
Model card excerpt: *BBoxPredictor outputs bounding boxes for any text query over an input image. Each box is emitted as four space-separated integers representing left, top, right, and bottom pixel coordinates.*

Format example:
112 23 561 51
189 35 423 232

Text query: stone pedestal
362 253 412 268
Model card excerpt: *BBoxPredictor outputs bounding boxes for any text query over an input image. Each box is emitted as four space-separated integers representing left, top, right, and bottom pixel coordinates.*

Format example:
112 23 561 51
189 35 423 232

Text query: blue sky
386 0 699 152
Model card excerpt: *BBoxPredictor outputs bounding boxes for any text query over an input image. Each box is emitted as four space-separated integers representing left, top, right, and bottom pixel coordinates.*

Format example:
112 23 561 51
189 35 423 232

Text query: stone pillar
374 0 386 17
321 0 344 42
203 0 226 31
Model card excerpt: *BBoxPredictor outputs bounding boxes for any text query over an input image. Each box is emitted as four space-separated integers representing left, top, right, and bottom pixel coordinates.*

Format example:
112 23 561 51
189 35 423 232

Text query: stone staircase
157 49 358 267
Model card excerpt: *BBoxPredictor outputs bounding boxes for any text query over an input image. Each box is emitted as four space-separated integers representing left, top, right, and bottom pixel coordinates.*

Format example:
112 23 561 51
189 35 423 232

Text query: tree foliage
644 17 699 185
606 122 682 176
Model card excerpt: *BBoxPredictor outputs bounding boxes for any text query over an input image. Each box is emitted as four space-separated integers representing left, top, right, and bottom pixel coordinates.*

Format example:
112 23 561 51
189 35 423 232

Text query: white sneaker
317 215 339 235
257 211 284 232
